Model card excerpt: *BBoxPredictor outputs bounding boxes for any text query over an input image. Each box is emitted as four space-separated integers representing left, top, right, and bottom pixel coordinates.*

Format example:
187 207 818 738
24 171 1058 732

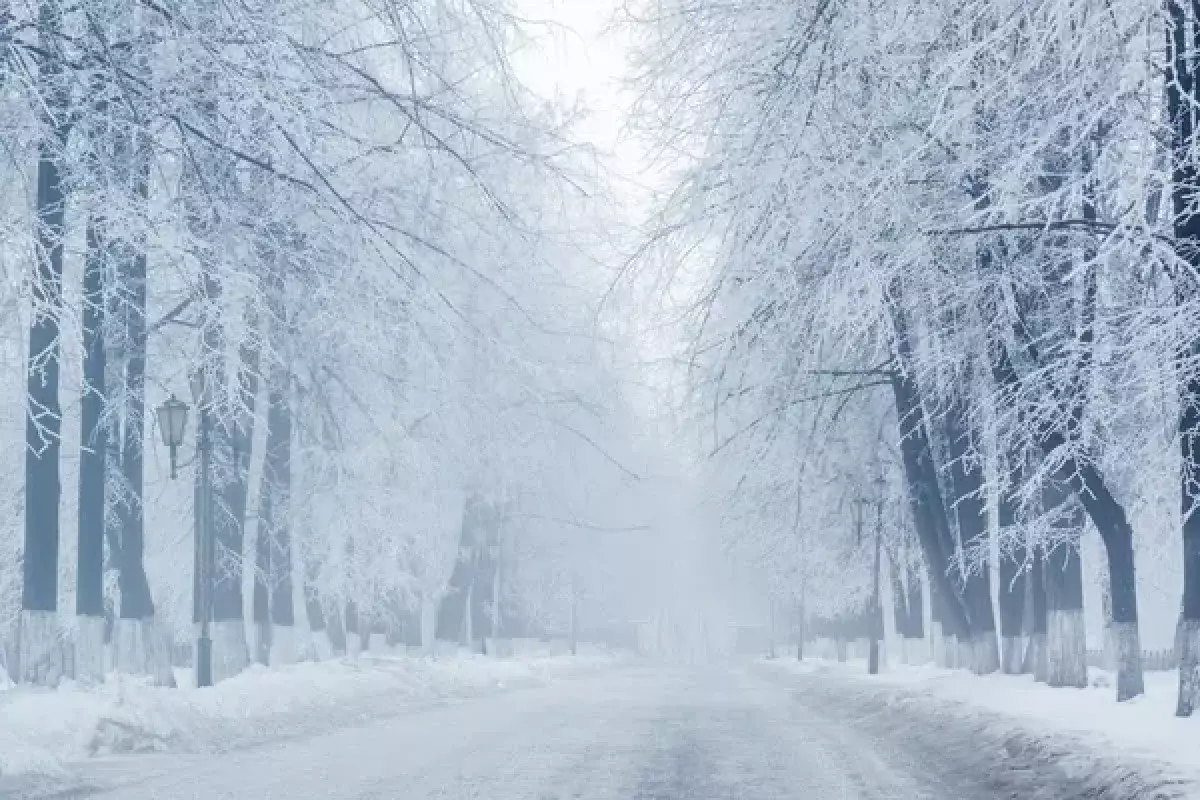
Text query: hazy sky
514 0 653 195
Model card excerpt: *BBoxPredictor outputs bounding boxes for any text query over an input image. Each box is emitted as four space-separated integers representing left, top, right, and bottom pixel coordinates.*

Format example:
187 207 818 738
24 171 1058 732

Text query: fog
1 0 1198 797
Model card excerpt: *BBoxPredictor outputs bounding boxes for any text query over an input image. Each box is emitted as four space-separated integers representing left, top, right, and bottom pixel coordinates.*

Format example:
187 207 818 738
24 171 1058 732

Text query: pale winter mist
1 1 1199 798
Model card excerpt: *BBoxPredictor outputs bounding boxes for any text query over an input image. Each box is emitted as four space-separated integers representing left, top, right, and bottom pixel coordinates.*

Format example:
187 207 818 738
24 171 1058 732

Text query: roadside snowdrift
0 650 627 780
762 659 1198 799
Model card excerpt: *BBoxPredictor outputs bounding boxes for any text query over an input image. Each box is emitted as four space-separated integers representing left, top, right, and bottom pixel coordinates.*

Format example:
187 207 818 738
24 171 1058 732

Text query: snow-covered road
6 665 1176 799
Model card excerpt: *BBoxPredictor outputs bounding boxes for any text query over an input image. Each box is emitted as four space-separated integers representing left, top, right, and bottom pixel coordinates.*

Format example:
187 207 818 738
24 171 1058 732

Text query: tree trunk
997 462 1027 674
437 494 485 645
1041 485 1087 688
252 513 271 665
470 512 498 645
345 599 360 655
1025 542 1050 682
989 334 1143 699
112 177 166 682
887 291 972 642
942 393 999 674
21 4 70 683
76 219 107 683
1167 0 1200 718
208 322 259 680
325 601 347 654
891 557 909 655
266 381 294 665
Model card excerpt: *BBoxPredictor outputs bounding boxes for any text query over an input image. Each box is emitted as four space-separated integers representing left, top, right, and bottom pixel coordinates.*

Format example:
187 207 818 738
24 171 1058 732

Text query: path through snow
6 664 1188 799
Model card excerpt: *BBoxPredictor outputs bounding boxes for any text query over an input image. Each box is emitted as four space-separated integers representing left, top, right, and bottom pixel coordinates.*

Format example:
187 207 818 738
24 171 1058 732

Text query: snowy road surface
6 665 1173 799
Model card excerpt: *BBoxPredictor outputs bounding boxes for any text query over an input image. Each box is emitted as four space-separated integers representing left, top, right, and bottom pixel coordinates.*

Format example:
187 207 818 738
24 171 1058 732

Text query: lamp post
156 388 211 686
868 473 887 675
189 370 214 688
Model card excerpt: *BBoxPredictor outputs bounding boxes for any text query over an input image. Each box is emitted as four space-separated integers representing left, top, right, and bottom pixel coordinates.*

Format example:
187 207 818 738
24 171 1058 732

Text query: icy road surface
8 666 1164 799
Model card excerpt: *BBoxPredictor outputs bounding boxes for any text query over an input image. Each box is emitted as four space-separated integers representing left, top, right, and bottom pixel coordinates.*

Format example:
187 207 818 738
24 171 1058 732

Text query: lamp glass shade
157 396 189 448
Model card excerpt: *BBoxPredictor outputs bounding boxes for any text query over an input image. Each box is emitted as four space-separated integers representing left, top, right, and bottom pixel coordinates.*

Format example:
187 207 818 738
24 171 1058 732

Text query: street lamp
868 472 887 675
155 395 189 480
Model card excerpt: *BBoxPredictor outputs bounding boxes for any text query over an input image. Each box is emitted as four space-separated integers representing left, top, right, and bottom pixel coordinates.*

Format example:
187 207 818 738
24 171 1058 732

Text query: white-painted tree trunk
1030 632 1049 682
1103 624 1118 673
211 619 249 683
75 615 106 684
254 621 272 665
19 610 65 685
420 596 436 655
112 618 175 685
308 628 334 661
972 633 1000 675
942 633 958 668
957 637 974 671
151 619 176 686
113 618 145 675
1113 619 1144 702
0 636 15 687
1001 636 1023 674
930 622 944 666
1046 609 1087 687
271 625 295 666
1176 618 1200 716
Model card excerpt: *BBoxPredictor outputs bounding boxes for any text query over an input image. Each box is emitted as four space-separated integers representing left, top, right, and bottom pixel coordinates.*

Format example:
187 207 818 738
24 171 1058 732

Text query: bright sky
512 0 652 197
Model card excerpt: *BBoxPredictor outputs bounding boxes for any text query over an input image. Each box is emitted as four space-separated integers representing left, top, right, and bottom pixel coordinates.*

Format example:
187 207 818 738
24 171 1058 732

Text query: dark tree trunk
252 511 271 664
266 383 294 631
437 495 486 644
942 392 999 673
887 291 972 642
75 218 107 682
906 563 924 640
1041 480 1087 688
997 462 1027 673
989 335 1142 698
891 562 909 638
251 363 275 665
116 221 152 622
209 324 259 667
302 521 327 647
1166 0 1200 718
77 220 106 622
21 6 70 682
1024 542 1049 680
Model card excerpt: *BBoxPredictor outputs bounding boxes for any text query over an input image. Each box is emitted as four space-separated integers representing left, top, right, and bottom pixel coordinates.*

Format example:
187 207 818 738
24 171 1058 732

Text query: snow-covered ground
761 657 1200 797
0 647 628 782
4 665 1157 800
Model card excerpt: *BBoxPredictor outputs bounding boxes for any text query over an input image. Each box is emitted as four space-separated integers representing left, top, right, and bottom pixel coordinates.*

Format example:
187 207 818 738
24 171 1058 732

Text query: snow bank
762 658 1200 797
0 648 628 780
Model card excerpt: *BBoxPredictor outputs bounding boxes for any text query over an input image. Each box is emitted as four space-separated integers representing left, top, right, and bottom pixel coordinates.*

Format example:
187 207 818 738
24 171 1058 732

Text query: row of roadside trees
1 0 639 686
629 0 1200 713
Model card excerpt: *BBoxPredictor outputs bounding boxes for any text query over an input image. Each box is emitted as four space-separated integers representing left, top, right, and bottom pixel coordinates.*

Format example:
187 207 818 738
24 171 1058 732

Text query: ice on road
11 666 1153 799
